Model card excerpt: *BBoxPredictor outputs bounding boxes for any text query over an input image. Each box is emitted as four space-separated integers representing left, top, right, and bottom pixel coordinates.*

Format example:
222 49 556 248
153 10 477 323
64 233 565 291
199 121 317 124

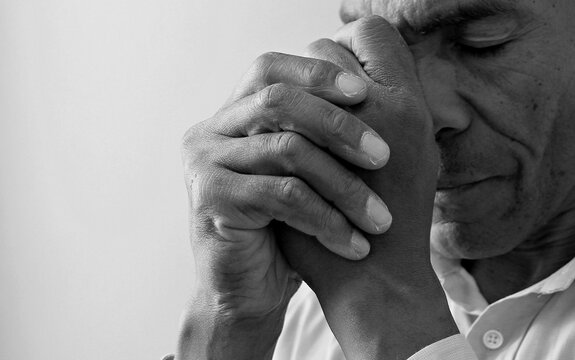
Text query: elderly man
174 0 575 359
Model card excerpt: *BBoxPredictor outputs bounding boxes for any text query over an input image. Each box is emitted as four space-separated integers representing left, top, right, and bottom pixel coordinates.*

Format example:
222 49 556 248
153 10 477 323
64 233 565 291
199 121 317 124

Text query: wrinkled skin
178 17 459 359
341 0 575 301
177 0 575 359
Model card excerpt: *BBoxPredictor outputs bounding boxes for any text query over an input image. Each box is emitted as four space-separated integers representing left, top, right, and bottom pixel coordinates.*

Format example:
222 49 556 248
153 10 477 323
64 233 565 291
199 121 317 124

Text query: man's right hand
178 52 393 359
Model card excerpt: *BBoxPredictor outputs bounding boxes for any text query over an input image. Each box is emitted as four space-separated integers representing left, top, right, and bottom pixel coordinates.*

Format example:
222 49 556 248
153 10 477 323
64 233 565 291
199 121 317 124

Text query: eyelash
454 41 509 58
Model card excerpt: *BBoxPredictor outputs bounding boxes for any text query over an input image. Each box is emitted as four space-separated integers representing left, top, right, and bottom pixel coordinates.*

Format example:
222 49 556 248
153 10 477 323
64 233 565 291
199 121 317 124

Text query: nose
412 46 472 140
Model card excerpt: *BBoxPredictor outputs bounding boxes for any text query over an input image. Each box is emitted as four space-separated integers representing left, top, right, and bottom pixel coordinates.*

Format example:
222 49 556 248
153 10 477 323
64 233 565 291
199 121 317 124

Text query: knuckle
186 173 215 220
180 123 217 170
259 83 296 109
340 179 369 214
182 157 200 190
317 207 343 236
338 171 364 197
189 172 249 232
181 133 204 169
271 132 307 173
252 51 282 76
277 176 306 205
273 131 303 157
188 176 233 245
301 59 333 88
181 123 203 152
322 107 349 139
188 171 218 203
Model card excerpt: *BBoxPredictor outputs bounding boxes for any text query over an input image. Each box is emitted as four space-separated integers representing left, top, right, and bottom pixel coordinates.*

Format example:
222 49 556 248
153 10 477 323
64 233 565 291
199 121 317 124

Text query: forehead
341 0 523 26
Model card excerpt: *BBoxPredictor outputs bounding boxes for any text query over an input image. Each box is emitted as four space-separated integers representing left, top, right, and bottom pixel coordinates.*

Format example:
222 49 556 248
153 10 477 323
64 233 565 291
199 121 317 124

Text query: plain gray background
0 0 342 358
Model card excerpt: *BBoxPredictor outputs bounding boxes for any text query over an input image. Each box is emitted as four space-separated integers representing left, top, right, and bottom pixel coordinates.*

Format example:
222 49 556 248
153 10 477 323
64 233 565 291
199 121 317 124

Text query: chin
431 176 539 260
430 221 515 260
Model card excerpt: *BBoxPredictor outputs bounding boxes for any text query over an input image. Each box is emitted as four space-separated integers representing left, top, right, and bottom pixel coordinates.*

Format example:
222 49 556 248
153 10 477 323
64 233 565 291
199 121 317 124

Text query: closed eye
455 38 511 57
453 14 518 58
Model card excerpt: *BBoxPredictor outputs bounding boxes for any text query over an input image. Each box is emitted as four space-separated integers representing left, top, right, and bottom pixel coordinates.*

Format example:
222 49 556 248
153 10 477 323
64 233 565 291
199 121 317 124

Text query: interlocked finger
214 132 393 235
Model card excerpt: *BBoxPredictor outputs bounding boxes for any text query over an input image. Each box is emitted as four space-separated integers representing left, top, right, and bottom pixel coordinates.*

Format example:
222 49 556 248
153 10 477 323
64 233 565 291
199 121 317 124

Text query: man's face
341 0 575 259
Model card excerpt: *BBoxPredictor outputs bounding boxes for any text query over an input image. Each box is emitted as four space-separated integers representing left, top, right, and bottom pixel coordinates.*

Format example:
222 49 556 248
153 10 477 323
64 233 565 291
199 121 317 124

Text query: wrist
176 288 287 360
320 275 459 360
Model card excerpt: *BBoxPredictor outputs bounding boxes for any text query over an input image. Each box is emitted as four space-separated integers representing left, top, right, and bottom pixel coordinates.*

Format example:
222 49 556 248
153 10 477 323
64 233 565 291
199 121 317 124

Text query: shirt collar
432 250 575 314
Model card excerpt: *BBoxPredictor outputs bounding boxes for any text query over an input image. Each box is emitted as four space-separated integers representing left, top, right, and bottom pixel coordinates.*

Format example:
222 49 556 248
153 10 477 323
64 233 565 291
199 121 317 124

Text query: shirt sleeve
407 335 478 360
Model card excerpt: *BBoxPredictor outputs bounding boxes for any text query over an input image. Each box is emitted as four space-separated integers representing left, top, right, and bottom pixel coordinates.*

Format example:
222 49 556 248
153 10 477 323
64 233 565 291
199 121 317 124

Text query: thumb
333 16 417 87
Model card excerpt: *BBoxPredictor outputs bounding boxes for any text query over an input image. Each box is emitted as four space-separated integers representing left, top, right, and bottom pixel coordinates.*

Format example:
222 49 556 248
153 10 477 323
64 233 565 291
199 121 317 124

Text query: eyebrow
405 0 518 35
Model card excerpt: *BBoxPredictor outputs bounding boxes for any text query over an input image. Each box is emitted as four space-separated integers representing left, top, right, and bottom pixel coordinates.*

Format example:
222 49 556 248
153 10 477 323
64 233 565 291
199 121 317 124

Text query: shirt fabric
273 256 575 360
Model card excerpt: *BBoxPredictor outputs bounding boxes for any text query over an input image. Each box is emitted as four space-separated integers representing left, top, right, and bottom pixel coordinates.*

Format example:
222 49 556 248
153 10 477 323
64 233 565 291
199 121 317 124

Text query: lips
436 175 514 192
434 174 517 222
435 149 518 194
436 176 495 191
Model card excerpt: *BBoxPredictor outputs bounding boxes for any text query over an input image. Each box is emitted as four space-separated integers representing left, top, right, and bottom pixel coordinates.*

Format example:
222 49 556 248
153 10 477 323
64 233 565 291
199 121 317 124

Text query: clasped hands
179 16 458 360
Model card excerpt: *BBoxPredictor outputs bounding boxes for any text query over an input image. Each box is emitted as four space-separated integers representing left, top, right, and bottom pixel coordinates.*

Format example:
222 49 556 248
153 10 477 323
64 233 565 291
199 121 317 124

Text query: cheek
432 58 574 259
456 56 562 160
473 56 575 214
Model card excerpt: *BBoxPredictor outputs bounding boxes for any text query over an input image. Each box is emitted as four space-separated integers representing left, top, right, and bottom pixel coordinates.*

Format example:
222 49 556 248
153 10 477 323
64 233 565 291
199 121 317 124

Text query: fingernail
361 132 390 165
350 229 371 259
366 196 392 232
336 72 366 97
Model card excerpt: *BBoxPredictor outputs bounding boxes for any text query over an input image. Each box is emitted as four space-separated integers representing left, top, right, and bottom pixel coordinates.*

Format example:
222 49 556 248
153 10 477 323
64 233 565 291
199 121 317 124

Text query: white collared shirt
273 256 575 360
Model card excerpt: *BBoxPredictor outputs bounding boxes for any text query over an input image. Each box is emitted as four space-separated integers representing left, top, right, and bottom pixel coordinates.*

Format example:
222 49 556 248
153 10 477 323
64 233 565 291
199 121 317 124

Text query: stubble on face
341 0 575 260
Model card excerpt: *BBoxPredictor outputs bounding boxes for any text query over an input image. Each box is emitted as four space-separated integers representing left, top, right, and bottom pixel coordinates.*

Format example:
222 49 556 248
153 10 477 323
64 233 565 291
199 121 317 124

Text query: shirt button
483 329 504 350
